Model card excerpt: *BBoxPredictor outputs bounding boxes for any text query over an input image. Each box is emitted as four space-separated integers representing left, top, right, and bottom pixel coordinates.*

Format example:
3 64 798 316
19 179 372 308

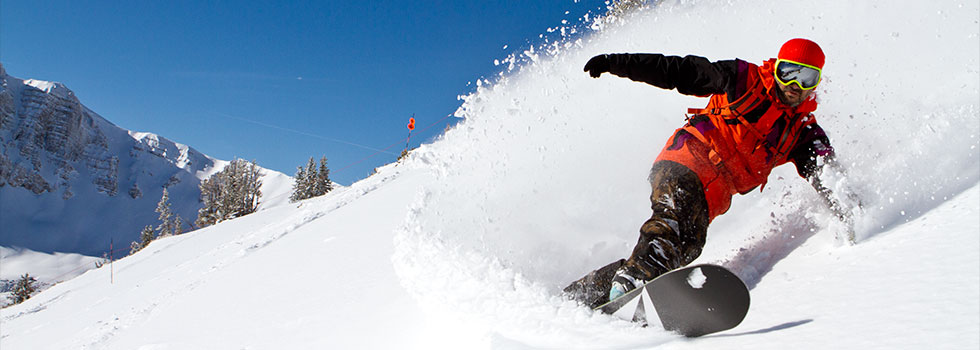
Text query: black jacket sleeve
605 54 740 97
788 122 835 179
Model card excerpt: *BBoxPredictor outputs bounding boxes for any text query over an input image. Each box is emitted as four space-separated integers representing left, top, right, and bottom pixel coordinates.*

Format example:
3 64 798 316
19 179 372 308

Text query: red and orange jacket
605 54 835 221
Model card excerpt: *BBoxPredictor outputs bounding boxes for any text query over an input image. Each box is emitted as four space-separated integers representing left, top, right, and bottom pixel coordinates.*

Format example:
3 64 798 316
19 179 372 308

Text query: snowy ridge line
0 247 101 306
33 242 138 283
156 162 411 273
5 240 146 299
41 262 99 289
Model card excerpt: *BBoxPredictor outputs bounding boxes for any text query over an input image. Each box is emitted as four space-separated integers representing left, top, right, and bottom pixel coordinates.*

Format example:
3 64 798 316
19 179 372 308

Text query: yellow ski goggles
774 59 822 90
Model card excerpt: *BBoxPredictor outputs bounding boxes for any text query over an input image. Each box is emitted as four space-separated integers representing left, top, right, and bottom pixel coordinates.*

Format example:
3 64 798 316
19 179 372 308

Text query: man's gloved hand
584 54 610 78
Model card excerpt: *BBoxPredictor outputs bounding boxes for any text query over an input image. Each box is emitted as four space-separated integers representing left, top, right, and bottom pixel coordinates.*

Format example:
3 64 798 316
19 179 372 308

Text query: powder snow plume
393 0 978 346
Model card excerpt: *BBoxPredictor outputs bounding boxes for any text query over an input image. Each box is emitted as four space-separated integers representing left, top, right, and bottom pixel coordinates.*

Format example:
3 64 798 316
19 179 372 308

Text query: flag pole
110 238 114 284
404 114 416 155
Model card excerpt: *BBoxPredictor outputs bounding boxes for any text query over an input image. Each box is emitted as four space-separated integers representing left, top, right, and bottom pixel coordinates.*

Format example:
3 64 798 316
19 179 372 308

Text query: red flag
407 117 416 131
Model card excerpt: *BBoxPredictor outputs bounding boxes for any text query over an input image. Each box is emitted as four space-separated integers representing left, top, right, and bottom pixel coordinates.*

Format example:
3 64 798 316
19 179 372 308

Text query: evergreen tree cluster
155 188 183 238
290 156 334 202
130 225 157 255
196 159 263 227
7 274 38 305
130 188 185 255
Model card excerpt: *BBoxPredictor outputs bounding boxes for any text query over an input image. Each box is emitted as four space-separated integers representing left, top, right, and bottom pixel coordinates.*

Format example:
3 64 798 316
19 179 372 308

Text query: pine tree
316 156 333 195
8 273 38 305
290 164 309 202
130 225 155 255
173 215 184 235
139 225 156 250
304 157 317 196
155 188 175 237
196 175 222 227
195 159 263 227
289 156 333 202
242 160 262 216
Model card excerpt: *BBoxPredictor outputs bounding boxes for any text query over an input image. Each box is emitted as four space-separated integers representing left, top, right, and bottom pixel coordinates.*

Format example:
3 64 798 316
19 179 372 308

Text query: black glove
584 54 610 78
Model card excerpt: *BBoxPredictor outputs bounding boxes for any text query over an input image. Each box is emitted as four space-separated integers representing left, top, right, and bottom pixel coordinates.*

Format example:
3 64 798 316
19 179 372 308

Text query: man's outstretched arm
583 53 739 97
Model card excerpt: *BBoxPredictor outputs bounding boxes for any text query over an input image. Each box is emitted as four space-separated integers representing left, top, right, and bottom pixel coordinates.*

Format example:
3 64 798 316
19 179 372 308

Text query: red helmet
778 38 825 69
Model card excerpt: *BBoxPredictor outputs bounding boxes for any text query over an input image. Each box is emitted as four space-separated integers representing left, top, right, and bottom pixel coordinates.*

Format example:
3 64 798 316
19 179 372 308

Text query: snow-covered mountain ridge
1 0 978 348
0 62 293 271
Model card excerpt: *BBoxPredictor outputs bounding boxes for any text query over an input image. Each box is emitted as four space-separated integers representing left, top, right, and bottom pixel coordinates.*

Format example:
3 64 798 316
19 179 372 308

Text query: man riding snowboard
565 38 853 308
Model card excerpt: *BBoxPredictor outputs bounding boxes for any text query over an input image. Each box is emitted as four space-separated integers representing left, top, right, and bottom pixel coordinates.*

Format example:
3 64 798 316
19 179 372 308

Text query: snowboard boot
563 259 625 309
608 269 647 301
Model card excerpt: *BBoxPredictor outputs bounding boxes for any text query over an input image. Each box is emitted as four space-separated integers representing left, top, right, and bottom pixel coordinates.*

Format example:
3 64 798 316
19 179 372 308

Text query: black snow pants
564 160 711 308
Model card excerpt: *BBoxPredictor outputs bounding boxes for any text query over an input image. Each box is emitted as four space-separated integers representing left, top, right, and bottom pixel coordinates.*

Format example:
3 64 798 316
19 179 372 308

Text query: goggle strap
777 59 822 72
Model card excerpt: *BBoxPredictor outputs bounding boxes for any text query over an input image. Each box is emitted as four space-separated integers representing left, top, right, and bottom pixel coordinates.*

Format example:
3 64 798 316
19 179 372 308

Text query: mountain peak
24 78 75 100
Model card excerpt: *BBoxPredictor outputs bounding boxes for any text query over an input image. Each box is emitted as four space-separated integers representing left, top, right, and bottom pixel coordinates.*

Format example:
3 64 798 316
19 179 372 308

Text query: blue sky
1 1 607 185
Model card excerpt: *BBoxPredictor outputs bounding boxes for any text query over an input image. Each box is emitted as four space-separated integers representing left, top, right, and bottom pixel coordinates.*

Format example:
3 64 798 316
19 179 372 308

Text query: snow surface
0 247 99 284
2 0 979 348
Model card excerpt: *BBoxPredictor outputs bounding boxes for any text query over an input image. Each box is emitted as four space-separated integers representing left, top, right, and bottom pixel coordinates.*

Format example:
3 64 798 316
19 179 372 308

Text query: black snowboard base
593 264 750 337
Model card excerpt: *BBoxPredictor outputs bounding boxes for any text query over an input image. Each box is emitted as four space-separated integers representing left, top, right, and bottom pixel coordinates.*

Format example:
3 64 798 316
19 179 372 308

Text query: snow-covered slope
1 0 978 349
0 63 294 275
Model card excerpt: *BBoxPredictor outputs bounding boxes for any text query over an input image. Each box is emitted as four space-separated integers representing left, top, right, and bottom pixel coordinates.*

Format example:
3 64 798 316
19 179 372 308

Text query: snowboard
594 264 750 337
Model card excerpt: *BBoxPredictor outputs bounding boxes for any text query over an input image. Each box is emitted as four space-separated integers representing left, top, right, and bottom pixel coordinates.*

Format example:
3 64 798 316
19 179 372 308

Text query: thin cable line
214 112 399 156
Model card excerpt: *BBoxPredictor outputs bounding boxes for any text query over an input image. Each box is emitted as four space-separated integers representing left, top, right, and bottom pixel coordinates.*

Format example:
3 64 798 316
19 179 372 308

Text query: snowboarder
565 38 855 309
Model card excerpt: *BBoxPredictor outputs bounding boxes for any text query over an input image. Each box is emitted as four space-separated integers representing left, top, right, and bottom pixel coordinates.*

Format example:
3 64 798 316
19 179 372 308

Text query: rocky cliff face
0 63 291 256
0 63 117 198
